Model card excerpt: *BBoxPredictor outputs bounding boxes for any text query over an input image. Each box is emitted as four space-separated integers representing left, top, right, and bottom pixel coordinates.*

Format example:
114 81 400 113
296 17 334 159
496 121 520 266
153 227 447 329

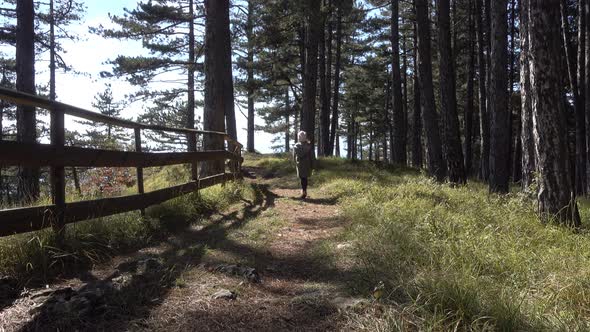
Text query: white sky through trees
6 0 276 153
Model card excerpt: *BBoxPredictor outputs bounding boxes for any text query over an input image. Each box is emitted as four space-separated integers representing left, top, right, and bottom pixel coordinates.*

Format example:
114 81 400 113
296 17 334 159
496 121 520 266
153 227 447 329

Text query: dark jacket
293 142 314 178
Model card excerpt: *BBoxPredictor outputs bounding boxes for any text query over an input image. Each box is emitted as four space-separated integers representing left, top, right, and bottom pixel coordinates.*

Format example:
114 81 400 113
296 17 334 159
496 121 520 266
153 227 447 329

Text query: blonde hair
298 131 308 143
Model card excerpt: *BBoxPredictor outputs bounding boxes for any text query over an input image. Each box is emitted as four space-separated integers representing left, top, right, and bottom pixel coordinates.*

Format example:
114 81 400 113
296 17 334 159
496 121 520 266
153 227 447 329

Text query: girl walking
293 131 315 199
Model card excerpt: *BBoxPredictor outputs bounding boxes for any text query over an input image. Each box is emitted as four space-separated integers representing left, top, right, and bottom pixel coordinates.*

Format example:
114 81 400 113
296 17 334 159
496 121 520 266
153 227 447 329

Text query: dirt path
2 168 363 331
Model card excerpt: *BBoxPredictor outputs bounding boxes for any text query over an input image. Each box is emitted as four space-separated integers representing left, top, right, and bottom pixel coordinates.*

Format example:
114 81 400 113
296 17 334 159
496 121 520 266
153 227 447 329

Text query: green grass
249 155 590 331
0 165 255 285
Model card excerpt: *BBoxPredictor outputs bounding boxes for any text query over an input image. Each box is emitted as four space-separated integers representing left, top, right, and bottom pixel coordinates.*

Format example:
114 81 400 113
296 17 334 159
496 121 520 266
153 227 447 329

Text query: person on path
293 131 315 199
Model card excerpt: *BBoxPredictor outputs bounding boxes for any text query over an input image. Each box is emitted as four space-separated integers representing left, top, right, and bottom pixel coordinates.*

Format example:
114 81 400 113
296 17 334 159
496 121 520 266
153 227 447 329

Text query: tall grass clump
331 167 590 330
250 155 590 330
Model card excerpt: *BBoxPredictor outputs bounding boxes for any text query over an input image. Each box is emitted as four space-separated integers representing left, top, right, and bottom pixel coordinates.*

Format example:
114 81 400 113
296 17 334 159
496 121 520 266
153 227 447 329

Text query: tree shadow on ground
16 183 278 332
15 181 363 331
299 196 339 205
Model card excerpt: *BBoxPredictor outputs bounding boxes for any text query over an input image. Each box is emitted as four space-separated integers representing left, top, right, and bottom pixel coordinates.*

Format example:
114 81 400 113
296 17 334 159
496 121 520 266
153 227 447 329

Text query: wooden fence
0 87 243 237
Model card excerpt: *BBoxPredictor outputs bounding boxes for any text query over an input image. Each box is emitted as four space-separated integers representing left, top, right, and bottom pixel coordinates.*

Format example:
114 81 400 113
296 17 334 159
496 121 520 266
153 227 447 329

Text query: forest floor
0 162 377 331
4 154 590 331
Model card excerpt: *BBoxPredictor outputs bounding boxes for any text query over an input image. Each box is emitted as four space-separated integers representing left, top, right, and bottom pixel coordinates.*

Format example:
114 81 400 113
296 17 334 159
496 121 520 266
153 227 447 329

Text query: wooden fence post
50 106 65 239
134 127 145 216
189 132 198 180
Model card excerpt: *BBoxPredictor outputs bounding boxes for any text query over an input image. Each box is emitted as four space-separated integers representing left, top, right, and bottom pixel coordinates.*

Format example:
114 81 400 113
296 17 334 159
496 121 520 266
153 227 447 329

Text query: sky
34 0 277 153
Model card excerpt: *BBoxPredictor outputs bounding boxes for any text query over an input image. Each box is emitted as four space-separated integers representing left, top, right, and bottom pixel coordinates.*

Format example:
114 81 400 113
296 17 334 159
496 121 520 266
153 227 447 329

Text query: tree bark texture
529 0 580 226
415 0 446 181
438 0 466 183
16 0 39 202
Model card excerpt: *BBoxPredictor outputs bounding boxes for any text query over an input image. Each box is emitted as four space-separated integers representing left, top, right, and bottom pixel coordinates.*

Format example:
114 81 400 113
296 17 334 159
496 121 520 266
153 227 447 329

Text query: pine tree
438 0 466 183
16 0 39 202
201 0 234 176
415 0 446 181
529 0 580 226
489 0 510 193
78 84 128 148
97 0 203 150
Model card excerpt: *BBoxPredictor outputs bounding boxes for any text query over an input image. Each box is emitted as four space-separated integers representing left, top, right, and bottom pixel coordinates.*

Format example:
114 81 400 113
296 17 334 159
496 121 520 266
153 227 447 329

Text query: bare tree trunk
464 0 476 176
411 21 423 169
329 9 342 156
415 0 446 181
187 0 198 179
476 0 490 181
586 0 590 194
326 0 333 117
16 0 39 202
319 4 330 156
302 0 321 149
391 0 407 165
520 0 536 188
529 0 580 226
560 0 586 195
383 77 391 163
512 0 522 183
201 0 231 176
335 130 340 157
508 0 516 179
489 0 510 193
246 0 255 153
577 0 587 194
359 124 363 160
285 88 290 152
438 0 466 183
402 35 409 164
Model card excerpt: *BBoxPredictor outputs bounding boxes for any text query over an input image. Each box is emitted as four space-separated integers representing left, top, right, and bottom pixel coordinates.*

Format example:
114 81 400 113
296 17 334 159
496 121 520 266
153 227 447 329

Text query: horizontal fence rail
0 87 242 148
0 87 243 237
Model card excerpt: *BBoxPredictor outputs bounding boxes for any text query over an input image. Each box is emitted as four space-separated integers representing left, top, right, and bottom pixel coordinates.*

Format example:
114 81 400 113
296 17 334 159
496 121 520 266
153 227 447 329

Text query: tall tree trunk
294 102 299 141
201 0 231 176
415 0 446 181
246 0 255 153
508 0 516 179
475 0 490 181
512 0 522 183
335 130 340 156
464 0 475 176
285 88 290 152
369 119 373 161
329 9 342 156
577 0 587 194
586 0 590 194
489 0 510 193
402 35 409 164
50 0 56 102
529 0 580 226
411 34 422 169
359 124 363 160
16 0 39 202
326 0 333 128
520 0 536 188
412 21 423 169
187 0 198 178
302 0 321 148
391 0 407 165
319 4 330 156
438 0 466 183
560 0 586 194
0 82 3 203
